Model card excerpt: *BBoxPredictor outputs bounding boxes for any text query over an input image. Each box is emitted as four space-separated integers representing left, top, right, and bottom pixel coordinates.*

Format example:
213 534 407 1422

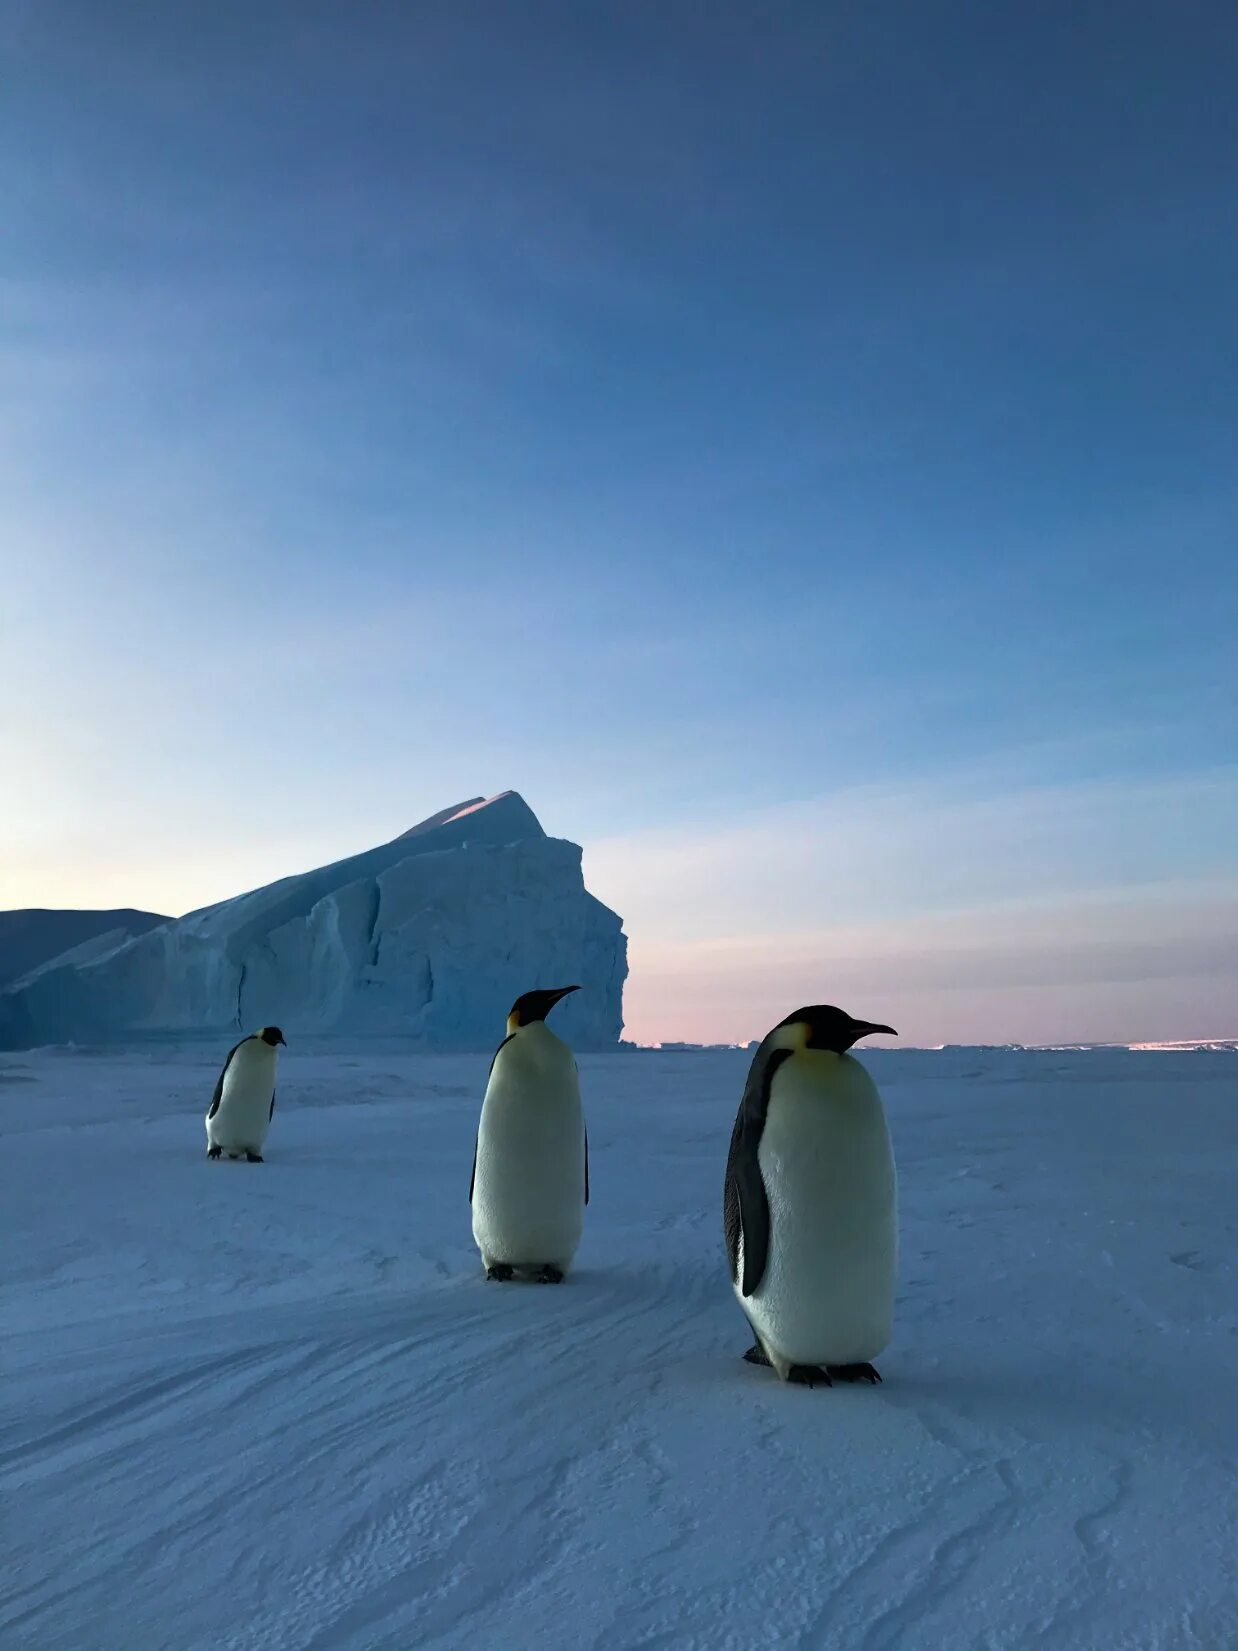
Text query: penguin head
769 1005 896 1055
259 1026 287 1047
506 986 580 1035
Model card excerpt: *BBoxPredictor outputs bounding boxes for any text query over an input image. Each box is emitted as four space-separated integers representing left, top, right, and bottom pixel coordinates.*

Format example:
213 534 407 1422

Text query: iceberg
0 793 626 1050
0 908 169 989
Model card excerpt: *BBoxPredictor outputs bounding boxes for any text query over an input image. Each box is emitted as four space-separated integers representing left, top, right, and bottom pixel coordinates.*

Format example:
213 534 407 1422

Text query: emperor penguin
724 1005 898 1386
205 1026 286 1162
470 986 588 1282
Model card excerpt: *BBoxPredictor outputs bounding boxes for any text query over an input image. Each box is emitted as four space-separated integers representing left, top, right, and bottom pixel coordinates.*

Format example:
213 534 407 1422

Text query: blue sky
3 2 1235 1043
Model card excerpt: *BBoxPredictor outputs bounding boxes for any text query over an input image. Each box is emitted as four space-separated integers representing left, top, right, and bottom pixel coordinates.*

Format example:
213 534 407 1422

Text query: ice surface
3 1045 1235 1650
0 794 627 1051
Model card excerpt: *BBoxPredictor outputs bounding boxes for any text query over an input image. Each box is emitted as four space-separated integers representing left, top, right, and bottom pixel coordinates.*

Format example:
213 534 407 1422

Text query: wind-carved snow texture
2 1046 1235 1650
0 793 627 1050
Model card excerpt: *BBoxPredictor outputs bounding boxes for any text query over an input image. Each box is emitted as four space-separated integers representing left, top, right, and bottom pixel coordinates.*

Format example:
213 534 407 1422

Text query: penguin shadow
878 1356 1226 1454
877 1363 1032 1429
569 1259 721 1306
189 1138 335 1170
465 1260 712 1316
468 1263 626 1294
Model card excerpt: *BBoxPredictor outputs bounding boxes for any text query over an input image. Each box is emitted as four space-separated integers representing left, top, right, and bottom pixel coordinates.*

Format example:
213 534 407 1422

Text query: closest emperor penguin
724 1005 898 1386
205 1026 285 1162
470 986 587 1283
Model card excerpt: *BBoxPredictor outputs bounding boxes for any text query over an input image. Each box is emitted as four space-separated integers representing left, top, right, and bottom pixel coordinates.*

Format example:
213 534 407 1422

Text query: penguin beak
277 1034 287 1046
851 1022 897 1041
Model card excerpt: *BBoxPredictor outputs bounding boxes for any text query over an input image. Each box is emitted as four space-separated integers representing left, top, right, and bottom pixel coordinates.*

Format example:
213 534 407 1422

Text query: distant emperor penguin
725 1005 898 1386
470 986 588 1282
205 1026 286 1162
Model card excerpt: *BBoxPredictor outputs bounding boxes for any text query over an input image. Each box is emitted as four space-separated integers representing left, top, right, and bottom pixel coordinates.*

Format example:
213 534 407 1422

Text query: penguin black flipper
723 1117 747 1283
469 1134 478 1204
724 1045 792 1297
207 1036 248 1121
724 1142 769 1297
584 1126 590 1206
269 1090 276 1122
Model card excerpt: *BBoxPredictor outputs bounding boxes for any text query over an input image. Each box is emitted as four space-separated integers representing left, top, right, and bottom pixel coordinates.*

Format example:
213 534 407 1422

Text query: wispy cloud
586 767 1238 1044
587 766 1238 926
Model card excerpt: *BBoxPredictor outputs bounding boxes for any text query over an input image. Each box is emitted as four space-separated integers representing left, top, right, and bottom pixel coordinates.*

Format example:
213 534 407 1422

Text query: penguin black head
770 1005 896 1055
259 1026 287 1047
506 986 580 1034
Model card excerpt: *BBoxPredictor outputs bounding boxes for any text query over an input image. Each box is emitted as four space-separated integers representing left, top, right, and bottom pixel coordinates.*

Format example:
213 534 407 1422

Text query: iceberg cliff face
0 794 627 1050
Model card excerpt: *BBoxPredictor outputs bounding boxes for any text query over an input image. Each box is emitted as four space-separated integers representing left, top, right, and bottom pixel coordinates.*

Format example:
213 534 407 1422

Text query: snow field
2 1046 1236 1650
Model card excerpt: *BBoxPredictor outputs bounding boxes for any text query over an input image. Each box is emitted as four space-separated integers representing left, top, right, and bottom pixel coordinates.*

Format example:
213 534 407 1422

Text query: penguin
205 1026 285 1162
724 1005 897 1386
470 986 588 1282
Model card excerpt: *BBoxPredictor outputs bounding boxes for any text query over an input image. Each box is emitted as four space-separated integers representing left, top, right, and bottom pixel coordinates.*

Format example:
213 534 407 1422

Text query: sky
2 1 1236 1046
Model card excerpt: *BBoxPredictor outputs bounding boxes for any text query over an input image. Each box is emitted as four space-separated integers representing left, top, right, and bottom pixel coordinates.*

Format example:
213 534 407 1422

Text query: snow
0 794 627 1052
3 1045 1236 1650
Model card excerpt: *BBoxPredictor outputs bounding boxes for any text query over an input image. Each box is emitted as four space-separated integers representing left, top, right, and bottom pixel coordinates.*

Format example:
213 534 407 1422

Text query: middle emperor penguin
725 1005 898 1386
205 1025 285 1162
470 986 587 1283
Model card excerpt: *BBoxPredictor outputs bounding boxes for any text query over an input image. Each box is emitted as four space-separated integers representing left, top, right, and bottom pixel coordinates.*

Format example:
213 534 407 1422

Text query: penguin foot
826 1363 882 1384
742 1344 771 1366
486 1264 515 1282
535 1266 564 1284
786 1364 833 1388
244 1152 264 1163
206 1144 222 1159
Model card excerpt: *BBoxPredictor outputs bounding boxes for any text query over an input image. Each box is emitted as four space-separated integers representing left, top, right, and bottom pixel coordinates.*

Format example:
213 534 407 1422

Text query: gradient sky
3 2 1236 1045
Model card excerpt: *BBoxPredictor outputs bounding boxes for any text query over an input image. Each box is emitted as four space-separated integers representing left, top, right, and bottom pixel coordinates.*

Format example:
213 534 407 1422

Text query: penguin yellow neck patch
770 1021 810 1052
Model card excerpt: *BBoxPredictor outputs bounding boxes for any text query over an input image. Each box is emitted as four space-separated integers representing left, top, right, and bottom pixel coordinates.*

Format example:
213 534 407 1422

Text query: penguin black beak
852 1022 897 1041
278 1035 287 1046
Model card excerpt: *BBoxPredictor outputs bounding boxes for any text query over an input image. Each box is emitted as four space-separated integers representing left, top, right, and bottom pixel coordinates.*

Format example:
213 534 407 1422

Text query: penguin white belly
206 1046 277 1154
742 1055 896 1368
472 1034 584 1271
